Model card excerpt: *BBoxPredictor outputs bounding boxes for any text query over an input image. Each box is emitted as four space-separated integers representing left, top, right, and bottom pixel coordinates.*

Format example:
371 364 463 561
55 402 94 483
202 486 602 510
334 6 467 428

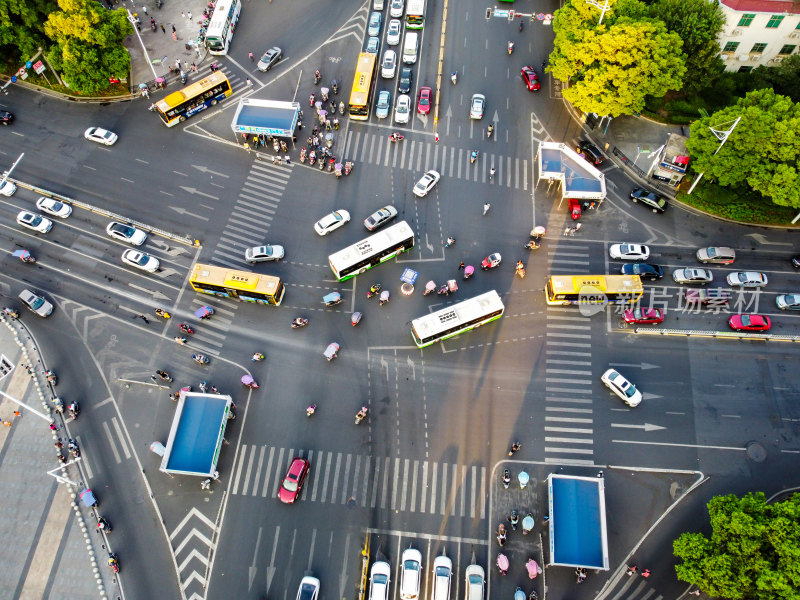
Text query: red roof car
417 86 432 114
520 66 540 91
623 307 664 325
728 314 771 332
278 457 310 503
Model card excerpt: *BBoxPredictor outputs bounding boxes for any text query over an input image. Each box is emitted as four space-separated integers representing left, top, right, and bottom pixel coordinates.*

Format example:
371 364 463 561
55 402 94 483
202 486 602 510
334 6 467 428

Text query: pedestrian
244 140 250 151
175 58 181 69
458 261 465 270
642 569 650 578
13 410 20 417
285 157 291 165
142 4 147 13
136 22 141 32
564 227 571 236
249 51 254 62
483 202 491 215
689 591 701 596
55 440 63 449
181 10 185 18
187 11 192 20
172 30 177 41
171 23 176 33
160 23 165 33
49 423 57 431
246 77 252 86
435 132 439 142
191 62 196 72
138 314 150 324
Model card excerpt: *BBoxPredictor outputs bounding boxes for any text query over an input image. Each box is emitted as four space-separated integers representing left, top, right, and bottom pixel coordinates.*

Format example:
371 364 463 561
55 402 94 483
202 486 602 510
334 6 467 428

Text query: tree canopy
685 88 800 209
44 0 132 94
0 0 59 59
549 0 686 116
673 492 800 600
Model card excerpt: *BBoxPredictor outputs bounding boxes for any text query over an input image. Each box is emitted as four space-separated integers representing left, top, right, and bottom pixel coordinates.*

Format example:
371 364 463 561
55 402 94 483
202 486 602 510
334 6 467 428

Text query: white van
402 32 419 64
373 0 385 10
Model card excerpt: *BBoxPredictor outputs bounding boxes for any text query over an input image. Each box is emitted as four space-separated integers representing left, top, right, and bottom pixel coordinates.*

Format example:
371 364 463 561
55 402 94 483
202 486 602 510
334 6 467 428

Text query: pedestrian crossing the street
231 444 489 520
543 244 596 465
342 129 530 190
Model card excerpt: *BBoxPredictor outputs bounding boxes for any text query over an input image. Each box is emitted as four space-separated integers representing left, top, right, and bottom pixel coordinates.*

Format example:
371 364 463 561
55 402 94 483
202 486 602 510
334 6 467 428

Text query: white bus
406 0 425 28
328 221 414 281
411 290 505 348
205 0 241 55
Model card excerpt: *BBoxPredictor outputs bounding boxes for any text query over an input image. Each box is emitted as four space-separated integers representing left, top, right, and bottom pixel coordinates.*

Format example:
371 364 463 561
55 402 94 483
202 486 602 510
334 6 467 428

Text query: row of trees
0 0 132 94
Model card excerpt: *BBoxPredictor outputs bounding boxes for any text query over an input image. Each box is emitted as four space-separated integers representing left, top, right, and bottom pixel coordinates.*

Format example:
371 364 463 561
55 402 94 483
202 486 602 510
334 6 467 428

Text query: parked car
431 556 452 600
672 268 713 284
369 562 391 600
464 565 485 600
601 368 642 407
257 47 282 71
295 576 320 600
629 188 667 213
400 548 422 600
726 271 768 288
729 314 771 332
620 263 663 281
696 246 736 264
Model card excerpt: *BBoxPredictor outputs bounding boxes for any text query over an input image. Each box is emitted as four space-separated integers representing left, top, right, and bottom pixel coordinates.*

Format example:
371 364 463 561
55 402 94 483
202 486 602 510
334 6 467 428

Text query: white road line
101 421 122 464
545 426 594 434
545 437 594 444
263 446 276 498
613 440 746 451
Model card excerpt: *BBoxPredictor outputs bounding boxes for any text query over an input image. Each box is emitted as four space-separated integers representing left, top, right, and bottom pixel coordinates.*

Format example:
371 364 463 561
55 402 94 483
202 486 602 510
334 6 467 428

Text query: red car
520 66 540 91
417 86 432 114
277 457 310 504
623 307 664 325
728 314 771 332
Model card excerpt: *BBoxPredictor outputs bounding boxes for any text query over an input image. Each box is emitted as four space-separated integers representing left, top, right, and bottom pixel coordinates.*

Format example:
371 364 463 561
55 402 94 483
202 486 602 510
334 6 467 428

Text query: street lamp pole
585 0 610 24
687 116 740 195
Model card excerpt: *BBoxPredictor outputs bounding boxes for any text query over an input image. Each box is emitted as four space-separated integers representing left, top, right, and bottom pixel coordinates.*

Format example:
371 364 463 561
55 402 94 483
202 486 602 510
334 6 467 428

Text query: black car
398 67 413 94
621 263 664 281
630 188 667 213
0 110 13 125
577 141 605 165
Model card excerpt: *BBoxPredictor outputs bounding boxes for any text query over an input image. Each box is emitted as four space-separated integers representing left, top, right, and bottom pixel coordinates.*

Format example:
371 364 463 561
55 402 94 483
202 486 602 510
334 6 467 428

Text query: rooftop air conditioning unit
721 53 732 60
790 32 800 39
731 29 742 36
737 54 749 61
750 52 762 59
770 56 784 63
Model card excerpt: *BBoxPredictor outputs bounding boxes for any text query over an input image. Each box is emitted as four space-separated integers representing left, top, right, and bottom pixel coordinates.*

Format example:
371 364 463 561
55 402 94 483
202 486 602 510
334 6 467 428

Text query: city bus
154 72 232 127
411 290 505 348
406 0 425 28
348 52 377 120
205 0 241 55
189 263 285 305
544 275 643 306
328 221 414 281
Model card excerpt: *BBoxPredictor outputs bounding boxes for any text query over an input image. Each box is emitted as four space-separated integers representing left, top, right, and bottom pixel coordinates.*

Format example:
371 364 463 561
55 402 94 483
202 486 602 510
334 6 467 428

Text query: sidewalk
0 314 115 599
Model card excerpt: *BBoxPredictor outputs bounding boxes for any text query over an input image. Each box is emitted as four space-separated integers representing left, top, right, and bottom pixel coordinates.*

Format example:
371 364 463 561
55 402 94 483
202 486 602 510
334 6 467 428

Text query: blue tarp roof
538 142 606 199
231 98 300 136
161 394 230 476
548 474 609 569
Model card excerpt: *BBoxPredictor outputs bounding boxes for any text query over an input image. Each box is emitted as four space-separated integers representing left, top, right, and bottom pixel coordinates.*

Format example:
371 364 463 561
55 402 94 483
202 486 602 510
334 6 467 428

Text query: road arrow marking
249 527 262 590
192 165 231 178
406 356 416 380
266 526 280 593
128 283 171 302
641 392 662 400
170 206 210 221
339 532 351 599
611 422 665 432
746 233 793 246
179 186 220 200
608 362 660 370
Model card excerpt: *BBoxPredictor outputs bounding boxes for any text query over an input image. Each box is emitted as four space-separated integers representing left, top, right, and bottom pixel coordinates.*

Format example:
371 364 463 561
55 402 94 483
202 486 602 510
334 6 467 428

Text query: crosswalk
543 244 596 465
342 129 531 190
231 444 489 520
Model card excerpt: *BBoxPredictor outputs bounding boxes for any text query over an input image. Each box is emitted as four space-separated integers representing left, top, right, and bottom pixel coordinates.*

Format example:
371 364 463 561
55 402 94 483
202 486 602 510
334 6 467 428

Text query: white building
718 0 800 71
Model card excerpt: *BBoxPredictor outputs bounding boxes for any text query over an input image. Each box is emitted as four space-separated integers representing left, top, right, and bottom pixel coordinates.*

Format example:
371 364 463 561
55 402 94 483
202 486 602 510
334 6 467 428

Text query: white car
84 127 118 145
464 565 485 600
106 221 147 246
413 170 441 197
395 94 411 124
387 19 402 45
295 576 320 600
245 244 285 263
369 561 391 600
726 271 768 288
36 197 72 218
16 210 53 234
381 50 397 79
121 249 160 273
19 289 53 317
432 556 452 600
0 180 17 196
609 243 650 261
469 94 486 119
601 368 642 407
400 548 422 600
672 268 713 284
314 210 351 236
390 0 405 17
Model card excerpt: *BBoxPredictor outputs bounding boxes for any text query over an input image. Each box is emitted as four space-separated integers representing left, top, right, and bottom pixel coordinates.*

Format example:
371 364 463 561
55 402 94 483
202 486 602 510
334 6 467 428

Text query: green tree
0 0 59 62
686 88 800 209
673 492 800 600
44 0 132 94
735 54 800 104
550 0 686 116
649 0 725 95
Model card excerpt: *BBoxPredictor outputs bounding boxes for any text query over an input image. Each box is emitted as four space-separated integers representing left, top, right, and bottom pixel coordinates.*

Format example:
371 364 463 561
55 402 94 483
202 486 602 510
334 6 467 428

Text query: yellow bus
348 53 377 120
189 263 285 305
154 72 232 127
544 275 643 306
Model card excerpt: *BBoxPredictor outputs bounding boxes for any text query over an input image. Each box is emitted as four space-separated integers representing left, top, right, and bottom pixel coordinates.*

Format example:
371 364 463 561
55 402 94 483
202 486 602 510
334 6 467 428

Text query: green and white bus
328 221 414 281
411 290 505 348
406 0 425 28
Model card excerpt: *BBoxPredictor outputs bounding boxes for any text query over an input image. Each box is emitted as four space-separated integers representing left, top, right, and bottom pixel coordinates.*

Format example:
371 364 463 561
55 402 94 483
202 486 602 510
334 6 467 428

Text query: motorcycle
379 290 390 306
486 125 494 139
515 262 526 279
367 283 382 299
497 524 507 547
502 469 511 489
508 41 514 55
178 323 194 334
319 156 325 170
423 280 437 296
309 93 316 107
199 381 208 393
328 158 335 172
509 441 521 456
52 397 64 413
69 440 81 458
355 406 368 425
323 292 342 306
332 79 339 95
324 342 340 361
321 87 329 102
344 161 353 175
389 133 404 142
97 517 112 533
518 470 529 489
470 150 478 164
351 311 362 326
300 147 307 163
314 70 321 85
242 374 259 389
68 402 80 419
180 71 187 84
496 553 509 576
3 307 19 319
13 249 36 263
515 588 526 600
252 353 265 362
45 370 58 385
192 354 210 365
174 336 187 344
451 71 457 85
309 151 316 166
445 237 456 248
157 370 173 382
509 509 519 531
156 0 162 7
339 101 345 114
108 553 120 574
522 512 534 535
523 241 540 250
154 308 171 319
464 265 474 280
526 558 540 580
307 403 317 417
291 317 309 328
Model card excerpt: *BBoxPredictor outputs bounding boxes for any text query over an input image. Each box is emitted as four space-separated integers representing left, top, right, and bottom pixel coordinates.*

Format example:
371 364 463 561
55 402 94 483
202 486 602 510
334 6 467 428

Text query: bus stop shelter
546 473 610 570
538 141 606 201
231 98 300 139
